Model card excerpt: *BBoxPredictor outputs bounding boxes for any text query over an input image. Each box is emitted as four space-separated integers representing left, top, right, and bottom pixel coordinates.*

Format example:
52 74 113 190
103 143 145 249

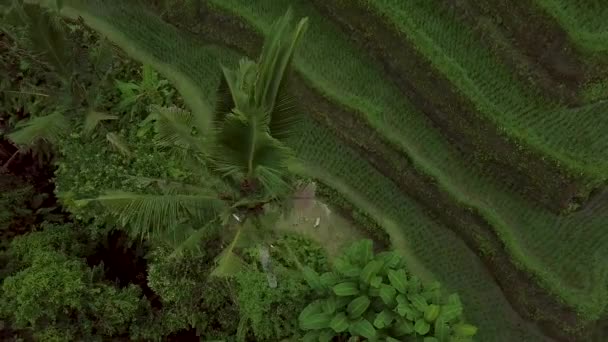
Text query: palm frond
76 190 224 240
166 219 220 259
211 224 246 277
268 81 301 142
213 71 235 125
105 132 132 157
148 105 208 155
84 110 117 134
7 111 68 147
254 8 308 113
22 3 71 80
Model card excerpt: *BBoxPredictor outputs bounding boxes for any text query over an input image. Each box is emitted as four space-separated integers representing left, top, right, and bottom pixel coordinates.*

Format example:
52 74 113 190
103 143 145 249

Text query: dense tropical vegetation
1 0 607 341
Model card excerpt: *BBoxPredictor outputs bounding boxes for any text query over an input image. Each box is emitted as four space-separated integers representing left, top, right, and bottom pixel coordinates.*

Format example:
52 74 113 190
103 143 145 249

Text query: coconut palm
64 2 309 274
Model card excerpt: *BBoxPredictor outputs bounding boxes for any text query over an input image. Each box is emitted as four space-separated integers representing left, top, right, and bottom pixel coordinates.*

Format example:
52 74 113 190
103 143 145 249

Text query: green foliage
144 241 239 340
0 223 149 341
115 64 175 117
298 240 477 341
236 267 312 341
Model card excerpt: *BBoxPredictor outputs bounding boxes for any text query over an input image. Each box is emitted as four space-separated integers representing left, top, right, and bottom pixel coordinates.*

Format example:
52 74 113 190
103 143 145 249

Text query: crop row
534 0 608 55
361 0 608 182
204 0 608 321
440 0 589 104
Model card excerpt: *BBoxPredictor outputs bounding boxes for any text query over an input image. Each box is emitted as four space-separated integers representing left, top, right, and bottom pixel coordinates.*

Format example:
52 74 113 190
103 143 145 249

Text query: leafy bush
236 267 312 341
0 223 150 341
144 241 239 340
298 240 478 341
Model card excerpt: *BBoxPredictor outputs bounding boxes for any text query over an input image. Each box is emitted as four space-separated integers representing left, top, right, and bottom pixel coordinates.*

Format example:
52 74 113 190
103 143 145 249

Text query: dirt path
274 182 366 257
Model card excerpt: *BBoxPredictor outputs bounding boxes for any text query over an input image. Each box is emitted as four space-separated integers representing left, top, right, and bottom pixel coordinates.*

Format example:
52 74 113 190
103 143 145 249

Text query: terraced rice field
54 0 608 340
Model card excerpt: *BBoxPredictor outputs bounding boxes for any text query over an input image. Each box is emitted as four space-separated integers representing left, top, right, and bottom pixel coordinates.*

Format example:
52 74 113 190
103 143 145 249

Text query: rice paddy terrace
51 0 608 340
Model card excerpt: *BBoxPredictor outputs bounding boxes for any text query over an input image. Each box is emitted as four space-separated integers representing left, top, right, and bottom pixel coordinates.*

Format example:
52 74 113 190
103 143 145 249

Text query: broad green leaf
424 304 440 322
333 257 361 278
396 294 407 305
408 276 422 293
409 293 429 313
344 239 374 267
329 312 349 333
370 275 383 288
448 293 462 306
434 316 450 342
360 260 383 285
453 323 478 337
347 295 371 319
368 287 380 297
320 272 340 287
322 296 338 314
299 300 324 322
424 337 439 342
351 318 377 339
299 313 332 330
414 319 431 335
375 251 402 270
387 269 408 293
439 302 463 322
395 302 420 321
379 284 397 306
391 318 414 337
333 282 359 296
373 309 394 329
318 329 335 342
301 331 319 342
302 266 324 292
335 296 352 309
386 338 401 342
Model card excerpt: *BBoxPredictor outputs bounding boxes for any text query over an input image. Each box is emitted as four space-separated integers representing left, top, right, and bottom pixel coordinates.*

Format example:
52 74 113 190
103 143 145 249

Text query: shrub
298 240 478 341
0 223 150 341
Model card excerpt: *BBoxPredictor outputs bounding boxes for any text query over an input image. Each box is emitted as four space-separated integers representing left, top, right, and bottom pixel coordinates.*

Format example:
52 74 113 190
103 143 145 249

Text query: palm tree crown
77 9 309 264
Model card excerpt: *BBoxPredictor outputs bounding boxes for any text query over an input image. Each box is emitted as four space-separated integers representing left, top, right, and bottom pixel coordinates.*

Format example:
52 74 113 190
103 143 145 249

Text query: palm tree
73 7 309 275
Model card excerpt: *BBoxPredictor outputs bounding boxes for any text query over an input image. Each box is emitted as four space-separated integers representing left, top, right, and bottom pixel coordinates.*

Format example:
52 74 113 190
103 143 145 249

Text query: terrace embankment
168 6 596 340
309 0 599 214
441 0 593 105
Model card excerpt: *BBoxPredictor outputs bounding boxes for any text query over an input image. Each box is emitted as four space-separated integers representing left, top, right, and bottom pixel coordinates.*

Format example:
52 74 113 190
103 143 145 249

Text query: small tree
60 0 309 273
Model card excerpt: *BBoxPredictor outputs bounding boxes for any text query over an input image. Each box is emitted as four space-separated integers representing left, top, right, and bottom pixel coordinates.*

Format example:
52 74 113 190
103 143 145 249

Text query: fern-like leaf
105 132 132 157
148 105 208 154
84 110 117 134
22 3 71 80
7 111 68 147
76 191 224 240
211 225 246 277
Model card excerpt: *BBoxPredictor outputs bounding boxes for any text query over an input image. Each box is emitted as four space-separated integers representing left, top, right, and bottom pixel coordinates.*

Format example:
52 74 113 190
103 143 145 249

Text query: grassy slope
363 0 608 181
534 0 608 54
206 0 608 320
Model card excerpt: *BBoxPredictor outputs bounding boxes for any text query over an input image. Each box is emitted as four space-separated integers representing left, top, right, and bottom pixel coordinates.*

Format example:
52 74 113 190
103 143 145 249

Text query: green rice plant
534 0 608 54
360 0 608 182
205 0 608 322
